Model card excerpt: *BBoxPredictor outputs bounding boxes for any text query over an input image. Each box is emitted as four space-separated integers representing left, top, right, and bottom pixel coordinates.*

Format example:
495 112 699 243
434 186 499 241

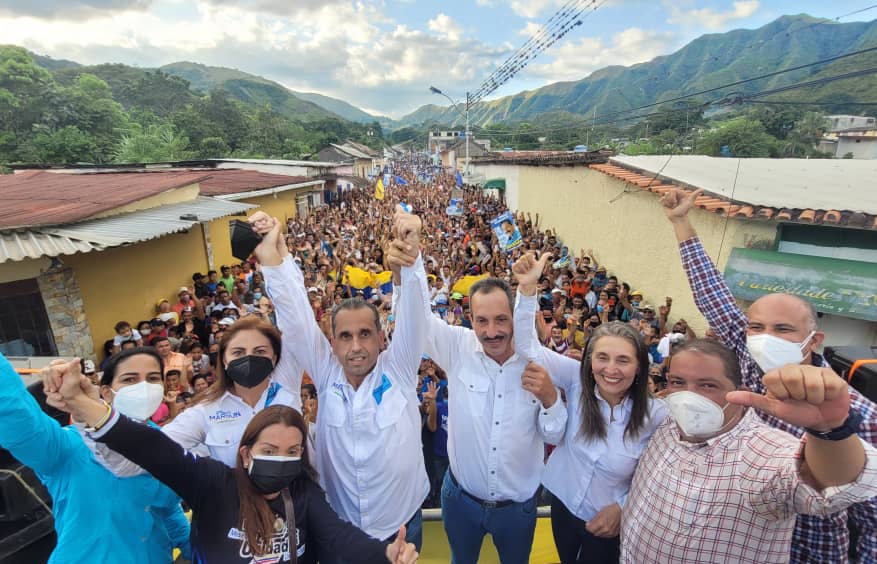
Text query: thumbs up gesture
384 525 419 563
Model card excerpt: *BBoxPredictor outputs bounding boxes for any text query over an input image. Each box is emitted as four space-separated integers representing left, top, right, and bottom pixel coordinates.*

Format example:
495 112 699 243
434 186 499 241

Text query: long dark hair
100 347 164 386
198 317 282 405
234 405 318 558
578 322 651 442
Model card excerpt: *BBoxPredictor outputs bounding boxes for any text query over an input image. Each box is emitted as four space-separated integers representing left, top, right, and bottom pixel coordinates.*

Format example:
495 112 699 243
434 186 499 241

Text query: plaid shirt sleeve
679 237 877 563
678 237 764 393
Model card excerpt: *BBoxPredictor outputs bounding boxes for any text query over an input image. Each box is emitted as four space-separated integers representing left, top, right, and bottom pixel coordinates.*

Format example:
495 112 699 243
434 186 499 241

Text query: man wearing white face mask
622 338 877 563
661 187 877 563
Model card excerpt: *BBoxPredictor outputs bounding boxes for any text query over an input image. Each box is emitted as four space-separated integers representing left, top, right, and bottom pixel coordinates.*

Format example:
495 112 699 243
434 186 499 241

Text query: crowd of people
1 154 876 564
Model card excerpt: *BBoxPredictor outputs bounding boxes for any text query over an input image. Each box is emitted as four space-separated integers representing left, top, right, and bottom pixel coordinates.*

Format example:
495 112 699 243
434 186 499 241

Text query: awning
723 248 877 322
0 197 255 264
483 178 506 190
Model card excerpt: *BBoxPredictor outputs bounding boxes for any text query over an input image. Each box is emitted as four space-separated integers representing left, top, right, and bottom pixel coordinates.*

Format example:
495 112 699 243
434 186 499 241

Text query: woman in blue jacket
0 350 190 563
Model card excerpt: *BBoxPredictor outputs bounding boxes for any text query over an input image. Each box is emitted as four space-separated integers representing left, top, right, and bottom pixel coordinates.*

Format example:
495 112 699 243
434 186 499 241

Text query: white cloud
427 13 462 41
525 27 679 82
667 1 760 30
508 0 563 19
0 0 509 118
518 21 543 37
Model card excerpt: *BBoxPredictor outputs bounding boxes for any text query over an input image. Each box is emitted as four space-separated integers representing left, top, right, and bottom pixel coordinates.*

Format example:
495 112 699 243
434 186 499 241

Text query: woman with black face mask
159 316 305 468
56 371 419 564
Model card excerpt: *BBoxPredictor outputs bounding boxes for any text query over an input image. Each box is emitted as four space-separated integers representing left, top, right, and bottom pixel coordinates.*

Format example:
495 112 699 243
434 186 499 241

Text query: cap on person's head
630 290 644 298
421 354 431 361
219 317 236 327
639 303 655 312
178 286 189 295
150 317 165 327
370 294 381 303
596 266 607 273
551 288 562 294
450 292 464 301
307 287 319 294
462 296 470 305
156 298 169 308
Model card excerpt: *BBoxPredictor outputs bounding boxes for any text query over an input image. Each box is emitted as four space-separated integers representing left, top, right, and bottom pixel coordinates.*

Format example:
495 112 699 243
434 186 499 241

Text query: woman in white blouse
513 254 668 563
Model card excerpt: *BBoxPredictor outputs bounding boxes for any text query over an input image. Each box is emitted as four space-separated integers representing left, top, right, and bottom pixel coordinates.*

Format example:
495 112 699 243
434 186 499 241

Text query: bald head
746 293 823 358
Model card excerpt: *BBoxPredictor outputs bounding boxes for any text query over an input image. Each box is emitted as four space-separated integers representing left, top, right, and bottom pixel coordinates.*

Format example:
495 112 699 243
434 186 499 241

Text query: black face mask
225 355 274 388
248 456 302 494
229 220 263 261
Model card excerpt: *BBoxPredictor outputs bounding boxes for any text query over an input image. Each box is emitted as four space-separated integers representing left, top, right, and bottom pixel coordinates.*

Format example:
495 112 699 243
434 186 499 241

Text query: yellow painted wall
515 166 778 336
0 257 50 284
87 184 199 220
207 190 304 271
66 227 209 353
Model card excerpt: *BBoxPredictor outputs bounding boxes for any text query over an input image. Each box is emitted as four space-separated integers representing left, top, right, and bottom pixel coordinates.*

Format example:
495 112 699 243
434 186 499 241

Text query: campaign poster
491 211 523 253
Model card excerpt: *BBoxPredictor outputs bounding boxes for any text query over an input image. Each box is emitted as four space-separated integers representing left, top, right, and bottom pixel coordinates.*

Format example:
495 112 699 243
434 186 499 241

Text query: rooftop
473 150 609 166
0 168 322 230
0 170 209 229
591 156 877 230
197 169 312 196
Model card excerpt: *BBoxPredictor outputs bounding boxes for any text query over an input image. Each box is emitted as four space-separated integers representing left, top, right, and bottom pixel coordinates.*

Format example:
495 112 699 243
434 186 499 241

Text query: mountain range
23 13 877 131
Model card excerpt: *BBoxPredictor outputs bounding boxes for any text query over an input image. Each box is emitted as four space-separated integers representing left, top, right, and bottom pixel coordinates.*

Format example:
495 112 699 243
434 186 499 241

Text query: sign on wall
723 248 877 322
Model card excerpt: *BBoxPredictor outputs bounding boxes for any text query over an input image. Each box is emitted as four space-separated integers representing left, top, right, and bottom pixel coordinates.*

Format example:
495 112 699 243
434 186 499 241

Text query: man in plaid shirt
622 338 877 563
661 187 877 562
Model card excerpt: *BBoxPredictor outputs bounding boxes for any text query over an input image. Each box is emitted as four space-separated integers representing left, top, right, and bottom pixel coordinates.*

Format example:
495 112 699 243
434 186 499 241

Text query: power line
592 44 877 125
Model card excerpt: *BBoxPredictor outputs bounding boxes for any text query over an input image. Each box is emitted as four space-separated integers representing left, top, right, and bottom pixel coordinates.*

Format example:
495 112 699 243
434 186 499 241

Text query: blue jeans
320 510 422 563
441 470 537 564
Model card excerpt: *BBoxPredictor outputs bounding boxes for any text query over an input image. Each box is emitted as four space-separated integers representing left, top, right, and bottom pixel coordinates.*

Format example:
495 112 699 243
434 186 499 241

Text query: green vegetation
395 14 877 129
0 46 385 165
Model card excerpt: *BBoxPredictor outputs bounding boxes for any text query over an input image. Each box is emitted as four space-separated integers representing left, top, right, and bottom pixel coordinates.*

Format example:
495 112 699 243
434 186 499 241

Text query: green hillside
396 14 877 128
289 90 388 124
160 61 342 122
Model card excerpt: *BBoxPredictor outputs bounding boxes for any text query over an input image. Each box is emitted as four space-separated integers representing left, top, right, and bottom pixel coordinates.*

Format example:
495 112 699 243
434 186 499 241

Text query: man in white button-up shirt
250 211 429 561
398 211 568 564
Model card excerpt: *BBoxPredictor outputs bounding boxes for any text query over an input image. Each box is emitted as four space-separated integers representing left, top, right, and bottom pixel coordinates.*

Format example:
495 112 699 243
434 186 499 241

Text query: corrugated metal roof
0 197 254 263
610 155 877 215
0 170 210 229
198 169 311 196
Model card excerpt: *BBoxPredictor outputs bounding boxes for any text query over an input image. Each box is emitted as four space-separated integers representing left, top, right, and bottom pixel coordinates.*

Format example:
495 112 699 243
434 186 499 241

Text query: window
0 279 57 356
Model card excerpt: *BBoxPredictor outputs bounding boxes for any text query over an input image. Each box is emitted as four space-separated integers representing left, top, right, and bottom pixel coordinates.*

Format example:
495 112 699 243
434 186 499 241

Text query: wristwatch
806 408 863 441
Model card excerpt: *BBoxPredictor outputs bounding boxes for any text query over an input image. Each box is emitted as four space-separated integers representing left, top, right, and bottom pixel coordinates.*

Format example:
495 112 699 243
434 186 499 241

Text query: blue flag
455 171 463 187
395 175 408 186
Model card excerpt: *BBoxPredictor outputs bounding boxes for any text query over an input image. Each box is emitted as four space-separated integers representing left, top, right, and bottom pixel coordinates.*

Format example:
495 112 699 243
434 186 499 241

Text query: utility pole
465 91 470 180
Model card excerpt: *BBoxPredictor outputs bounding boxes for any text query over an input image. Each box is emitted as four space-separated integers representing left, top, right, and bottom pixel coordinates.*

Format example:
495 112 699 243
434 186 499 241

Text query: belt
449 470 515 509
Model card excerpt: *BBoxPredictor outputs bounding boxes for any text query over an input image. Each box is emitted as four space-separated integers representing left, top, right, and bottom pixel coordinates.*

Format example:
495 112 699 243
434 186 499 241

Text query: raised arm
0 355 79 476
53 359 223 511
660 189 751 363
252 213 335 393
512 252 579 393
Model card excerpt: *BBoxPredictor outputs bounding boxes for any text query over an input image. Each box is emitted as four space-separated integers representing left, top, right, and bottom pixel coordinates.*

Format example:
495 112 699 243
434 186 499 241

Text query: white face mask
110 381 165 421
666 391 731 439
746 331 815 373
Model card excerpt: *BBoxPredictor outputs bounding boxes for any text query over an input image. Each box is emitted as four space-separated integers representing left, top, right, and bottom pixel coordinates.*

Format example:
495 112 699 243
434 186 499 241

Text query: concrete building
0 169 324 362
827 115 877 132
470 154 877 347
314 141 383 178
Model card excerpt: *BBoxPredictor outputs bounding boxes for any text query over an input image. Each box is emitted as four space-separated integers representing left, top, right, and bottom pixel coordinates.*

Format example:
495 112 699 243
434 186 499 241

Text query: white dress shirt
164 381 297 467
261 254 428 541
410 262 568 503
514 291 668 520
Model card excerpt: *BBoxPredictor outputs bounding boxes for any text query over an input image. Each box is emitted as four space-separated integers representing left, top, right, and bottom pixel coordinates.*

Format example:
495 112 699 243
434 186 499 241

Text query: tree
114 123 192 163
698 118 779 158
19 125 95 163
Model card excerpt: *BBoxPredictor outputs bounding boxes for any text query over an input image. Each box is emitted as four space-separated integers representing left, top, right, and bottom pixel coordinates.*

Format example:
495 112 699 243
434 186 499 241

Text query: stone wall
37 266 95 359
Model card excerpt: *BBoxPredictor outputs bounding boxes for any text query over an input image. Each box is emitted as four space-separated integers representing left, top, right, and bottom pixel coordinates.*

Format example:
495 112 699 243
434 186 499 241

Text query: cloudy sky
1 0 874 117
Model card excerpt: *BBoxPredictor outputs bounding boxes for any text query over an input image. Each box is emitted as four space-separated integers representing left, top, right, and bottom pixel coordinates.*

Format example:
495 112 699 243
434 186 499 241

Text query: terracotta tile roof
197 169 310 196
0 170 210 230
473 151 609 166
588 163 877 230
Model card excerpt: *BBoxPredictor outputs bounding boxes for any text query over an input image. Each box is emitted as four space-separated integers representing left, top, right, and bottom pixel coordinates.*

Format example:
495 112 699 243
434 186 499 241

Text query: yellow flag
374 177 385 200
452 274 489 296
